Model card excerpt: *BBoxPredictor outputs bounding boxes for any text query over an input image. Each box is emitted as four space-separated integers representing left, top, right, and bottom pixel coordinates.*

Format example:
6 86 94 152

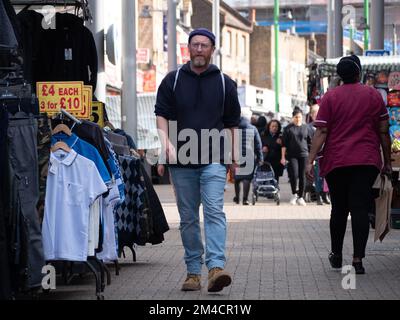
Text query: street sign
365 50 391 56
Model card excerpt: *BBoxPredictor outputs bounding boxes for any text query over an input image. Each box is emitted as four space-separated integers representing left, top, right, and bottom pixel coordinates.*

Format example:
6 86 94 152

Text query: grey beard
193 57 207 67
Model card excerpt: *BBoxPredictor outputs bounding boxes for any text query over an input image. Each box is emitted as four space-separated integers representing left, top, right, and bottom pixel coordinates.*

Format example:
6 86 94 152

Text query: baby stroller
252 162 280 205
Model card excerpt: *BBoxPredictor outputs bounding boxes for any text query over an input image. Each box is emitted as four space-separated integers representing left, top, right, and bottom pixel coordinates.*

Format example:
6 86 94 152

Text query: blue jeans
169 164 227 275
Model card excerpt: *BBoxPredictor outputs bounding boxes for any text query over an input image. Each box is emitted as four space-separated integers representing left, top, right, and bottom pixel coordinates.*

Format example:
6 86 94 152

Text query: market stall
0 0 169 300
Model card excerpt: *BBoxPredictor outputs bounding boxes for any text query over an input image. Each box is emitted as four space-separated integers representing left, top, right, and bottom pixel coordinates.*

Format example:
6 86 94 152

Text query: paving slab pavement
41 178 400 300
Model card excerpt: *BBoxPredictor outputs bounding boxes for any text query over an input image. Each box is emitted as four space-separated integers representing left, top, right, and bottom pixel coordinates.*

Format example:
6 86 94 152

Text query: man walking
155 28 241 292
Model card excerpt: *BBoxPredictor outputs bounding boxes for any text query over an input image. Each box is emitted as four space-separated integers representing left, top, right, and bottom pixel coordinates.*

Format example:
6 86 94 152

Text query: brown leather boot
207 267 232 292
181 274 201 291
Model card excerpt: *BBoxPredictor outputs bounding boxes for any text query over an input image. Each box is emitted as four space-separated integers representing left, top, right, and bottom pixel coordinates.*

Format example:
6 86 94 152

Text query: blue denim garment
169 164 227 274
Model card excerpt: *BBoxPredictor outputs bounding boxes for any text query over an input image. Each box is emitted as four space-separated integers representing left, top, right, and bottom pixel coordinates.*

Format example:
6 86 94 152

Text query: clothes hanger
52 123 72 136
104 121 115 131
51 141 71 153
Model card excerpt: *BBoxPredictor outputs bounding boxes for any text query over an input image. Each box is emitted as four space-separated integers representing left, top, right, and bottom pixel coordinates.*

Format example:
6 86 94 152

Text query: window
236 33 239 57
256 89 263 106
225 31 232 56
297 72 304 94
238 36 247 60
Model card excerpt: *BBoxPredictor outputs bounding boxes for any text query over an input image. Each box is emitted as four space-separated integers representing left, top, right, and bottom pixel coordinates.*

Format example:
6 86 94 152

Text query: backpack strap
220 71 225 108
173 67 181 92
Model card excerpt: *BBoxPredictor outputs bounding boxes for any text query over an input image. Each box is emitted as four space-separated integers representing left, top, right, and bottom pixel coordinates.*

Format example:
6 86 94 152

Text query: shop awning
316 55 400 77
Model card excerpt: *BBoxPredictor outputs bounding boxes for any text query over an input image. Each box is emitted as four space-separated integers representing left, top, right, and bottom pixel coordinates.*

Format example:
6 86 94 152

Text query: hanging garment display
42 149 107 262
116 155 151 253
72 120 112 174
17 11 98 90
7 113 44 290
97 181 122 262
51 132 111 185
16 9 44 85
36 115 51 223
0 105 11 299
140 163 169 245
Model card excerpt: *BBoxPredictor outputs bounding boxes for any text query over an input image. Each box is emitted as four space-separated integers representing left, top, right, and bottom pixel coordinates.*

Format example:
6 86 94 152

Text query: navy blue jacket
155 62 241 167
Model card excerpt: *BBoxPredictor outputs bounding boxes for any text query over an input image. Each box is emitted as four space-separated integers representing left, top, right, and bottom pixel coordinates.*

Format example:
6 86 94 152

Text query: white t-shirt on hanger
42 149 108 262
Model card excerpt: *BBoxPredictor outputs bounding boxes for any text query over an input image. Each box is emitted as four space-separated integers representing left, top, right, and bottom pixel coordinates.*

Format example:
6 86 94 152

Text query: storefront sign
365 50 390 56
180 44 190 64
37 81 88 117
143 68 157 92
137 48 150 64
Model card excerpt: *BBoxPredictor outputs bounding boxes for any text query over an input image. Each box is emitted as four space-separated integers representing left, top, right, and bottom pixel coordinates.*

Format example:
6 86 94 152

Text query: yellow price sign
37 81 84 115
79 86 92 119
91 101 105 128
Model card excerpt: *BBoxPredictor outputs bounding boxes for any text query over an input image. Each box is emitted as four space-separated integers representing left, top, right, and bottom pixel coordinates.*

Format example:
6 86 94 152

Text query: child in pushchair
252 162 280 205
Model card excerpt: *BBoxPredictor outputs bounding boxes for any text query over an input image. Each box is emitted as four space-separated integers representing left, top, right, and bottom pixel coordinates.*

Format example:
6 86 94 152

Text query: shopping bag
373 175 393 242
323 179 329 193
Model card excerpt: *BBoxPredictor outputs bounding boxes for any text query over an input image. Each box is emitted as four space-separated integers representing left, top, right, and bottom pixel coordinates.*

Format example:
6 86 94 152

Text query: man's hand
157 164 165 177
262 146 268 153
306 162 314 182
280 158 286 166
165 140 177 163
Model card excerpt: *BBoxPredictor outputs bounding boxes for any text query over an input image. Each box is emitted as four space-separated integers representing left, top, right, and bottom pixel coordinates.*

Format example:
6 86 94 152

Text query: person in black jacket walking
281 108 314 206
261 120 284 183
233 110 263 205
155 28 240 293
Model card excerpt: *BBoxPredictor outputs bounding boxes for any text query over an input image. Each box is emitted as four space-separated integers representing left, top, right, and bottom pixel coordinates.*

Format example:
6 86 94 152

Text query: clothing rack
10 0 92 21
60 108 82 124
48 109 112 300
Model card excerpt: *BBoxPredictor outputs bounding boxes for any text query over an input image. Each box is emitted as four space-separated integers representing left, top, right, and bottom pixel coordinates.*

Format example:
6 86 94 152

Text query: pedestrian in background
307 102 330 206
256 115 267 136
281 108 314 206
261 119 284 183
155 28 241 292
306 55 392 274
233 109 263 205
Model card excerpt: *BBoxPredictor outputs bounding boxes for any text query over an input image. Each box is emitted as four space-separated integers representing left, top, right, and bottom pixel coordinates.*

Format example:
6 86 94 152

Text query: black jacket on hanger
35 13 98 90
72 120 111 174
16 9 44 85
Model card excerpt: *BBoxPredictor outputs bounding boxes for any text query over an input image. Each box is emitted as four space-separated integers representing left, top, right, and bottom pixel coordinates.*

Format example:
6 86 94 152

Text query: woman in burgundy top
306 55 392 274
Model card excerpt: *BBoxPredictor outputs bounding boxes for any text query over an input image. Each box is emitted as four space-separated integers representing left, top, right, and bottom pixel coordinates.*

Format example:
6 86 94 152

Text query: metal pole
364 0 369 51
213 0 221 68
333 0 343 57
167 0 177 71
370 0 384 50
274 0 279 113
327 0 334 58
121 0 137 142
350 20 354 54
87 0 106 102
393 24 397 56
